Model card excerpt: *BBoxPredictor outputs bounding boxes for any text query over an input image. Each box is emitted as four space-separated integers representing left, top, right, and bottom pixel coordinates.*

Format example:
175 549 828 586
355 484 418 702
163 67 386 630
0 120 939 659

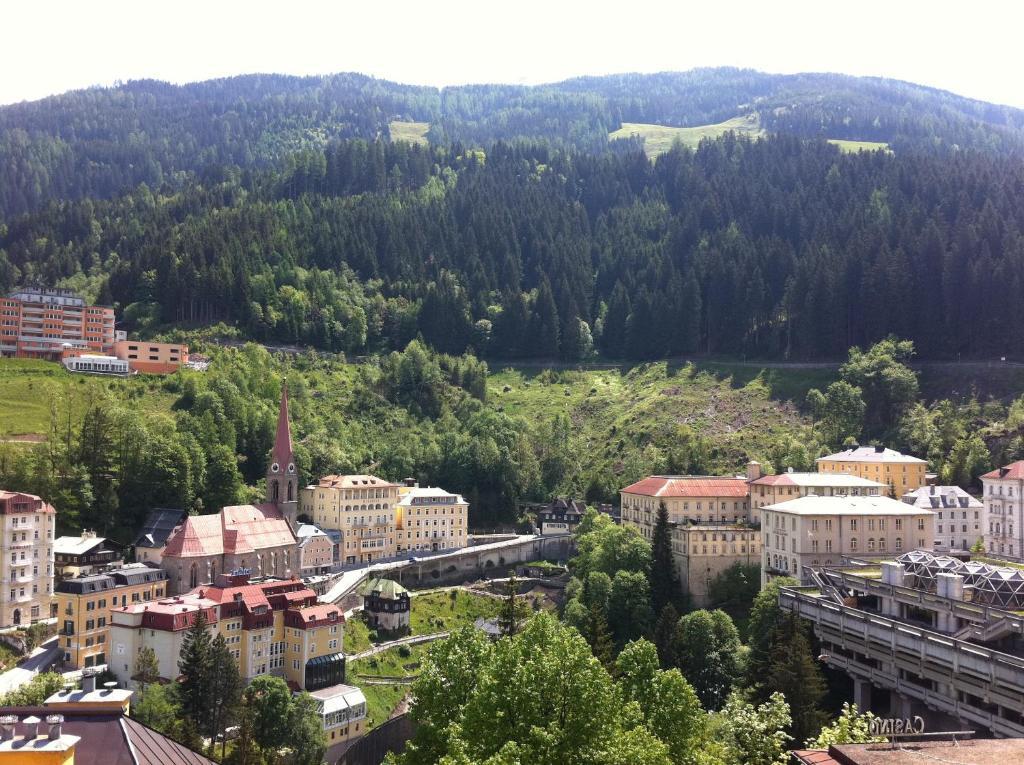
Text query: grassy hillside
388 120 430 145
610 115 764 157
0 358 176 438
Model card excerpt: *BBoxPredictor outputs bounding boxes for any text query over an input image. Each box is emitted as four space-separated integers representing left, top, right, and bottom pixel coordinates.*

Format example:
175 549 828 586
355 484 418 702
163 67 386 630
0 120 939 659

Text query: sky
4 0 1024 107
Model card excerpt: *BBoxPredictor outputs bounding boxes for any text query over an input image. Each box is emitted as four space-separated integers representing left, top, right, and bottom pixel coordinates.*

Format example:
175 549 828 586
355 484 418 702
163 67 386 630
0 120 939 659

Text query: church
161 383 301 594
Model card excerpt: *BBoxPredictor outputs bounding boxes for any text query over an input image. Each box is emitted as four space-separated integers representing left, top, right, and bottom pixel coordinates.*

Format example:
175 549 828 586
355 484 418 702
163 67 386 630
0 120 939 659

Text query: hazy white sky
4 0 1024 107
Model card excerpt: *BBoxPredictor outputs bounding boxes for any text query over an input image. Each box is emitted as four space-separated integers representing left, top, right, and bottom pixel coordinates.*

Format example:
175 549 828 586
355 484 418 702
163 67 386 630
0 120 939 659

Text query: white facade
901 485 984 552
981 462 1024 558
62 354 130 376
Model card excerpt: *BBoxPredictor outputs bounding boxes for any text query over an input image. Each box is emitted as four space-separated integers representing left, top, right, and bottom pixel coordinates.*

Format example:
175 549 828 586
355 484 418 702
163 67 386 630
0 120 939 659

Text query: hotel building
981 460 1024 558
621 475 756 606
0 490 55 627
56 565 168 669
394 484 468 553
816 445 928 497
301 475 401 564
0 288 114 360
902 484 984 552
761 495 935 585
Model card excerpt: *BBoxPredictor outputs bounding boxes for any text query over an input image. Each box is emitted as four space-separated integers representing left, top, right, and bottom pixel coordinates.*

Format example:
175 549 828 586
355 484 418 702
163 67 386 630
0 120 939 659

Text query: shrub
398 645 412 658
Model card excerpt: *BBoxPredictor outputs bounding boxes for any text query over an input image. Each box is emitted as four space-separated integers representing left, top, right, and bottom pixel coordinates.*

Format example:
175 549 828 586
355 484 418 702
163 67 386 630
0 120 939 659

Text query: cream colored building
747 462 885 519
0 491 55 627
762 495 935 585
816 445 928 497
672 525 761 606
902 485 983 552
621 476 755 607
620 475 751 536
395 484 468 553
301 475 401 564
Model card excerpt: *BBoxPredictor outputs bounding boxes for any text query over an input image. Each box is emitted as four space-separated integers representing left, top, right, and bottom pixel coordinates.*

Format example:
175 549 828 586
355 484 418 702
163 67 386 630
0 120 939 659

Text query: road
0 637 61 696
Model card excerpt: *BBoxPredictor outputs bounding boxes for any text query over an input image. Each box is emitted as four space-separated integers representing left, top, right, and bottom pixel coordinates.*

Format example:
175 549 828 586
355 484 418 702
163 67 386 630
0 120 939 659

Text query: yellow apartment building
816 445 928 496
56 565 167 669
395 484 468 553
301 475 401 564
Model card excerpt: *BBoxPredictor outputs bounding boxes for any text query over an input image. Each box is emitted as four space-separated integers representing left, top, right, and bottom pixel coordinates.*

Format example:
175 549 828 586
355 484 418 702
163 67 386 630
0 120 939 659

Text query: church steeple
266 380 298 528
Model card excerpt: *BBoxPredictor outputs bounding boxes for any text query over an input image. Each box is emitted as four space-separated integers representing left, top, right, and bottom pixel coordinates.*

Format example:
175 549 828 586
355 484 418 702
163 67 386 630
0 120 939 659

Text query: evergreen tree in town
176 609 213 730
766 613 828 745
498 574 528 637
653 603 679 668
208 633 243 757
650 501 682 615
586 601 615 672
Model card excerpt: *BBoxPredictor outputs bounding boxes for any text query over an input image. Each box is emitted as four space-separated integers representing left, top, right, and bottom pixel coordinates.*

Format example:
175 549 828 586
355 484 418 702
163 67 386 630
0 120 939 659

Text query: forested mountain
2 134 1024 360
3 67 1024 219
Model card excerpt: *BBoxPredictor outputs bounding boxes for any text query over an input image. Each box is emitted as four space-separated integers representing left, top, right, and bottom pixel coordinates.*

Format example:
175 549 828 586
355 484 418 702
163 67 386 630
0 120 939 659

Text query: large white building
762 494 935 585
902 485 984 553
0 491 55 627
981 460 1024 558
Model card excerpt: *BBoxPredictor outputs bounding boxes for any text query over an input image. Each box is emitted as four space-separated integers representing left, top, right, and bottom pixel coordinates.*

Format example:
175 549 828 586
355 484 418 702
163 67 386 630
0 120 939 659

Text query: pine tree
208 633 243 754
586 601 615 671
498 574 528 637
766 614 828 744
653 603 679 668
650 501 681 615
177 609 213 729
530 278 560 359
133 645 160 692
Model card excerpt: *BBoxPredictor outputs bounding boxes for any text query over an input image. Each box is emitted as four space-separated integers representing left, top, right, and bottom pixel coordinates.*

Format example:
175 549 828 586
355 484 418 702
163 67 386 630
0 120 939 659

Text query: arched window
287 481 294 502
850 537 858 552
271 480 280 503
189 563 198 589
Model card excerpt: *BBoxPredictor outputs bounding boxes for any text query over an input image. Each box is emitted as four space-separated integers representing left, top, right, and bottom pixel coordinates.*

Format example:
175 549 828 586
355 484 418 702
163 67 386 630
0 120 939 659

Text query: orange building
0 288 114 360
112 340 188 374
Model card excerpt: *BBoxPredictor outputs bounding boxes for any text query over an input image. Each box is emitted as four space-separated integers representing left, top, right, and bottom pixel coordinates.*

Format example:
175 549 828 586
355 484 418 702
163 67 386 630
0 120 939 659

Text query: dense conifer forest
3 67 1024 363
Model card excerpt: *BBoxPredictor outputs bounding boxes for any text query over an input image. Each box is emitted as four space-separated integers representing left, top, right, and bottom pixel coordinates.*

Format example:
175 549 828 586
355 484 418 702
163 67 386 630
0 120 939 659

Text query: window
850 537 858 551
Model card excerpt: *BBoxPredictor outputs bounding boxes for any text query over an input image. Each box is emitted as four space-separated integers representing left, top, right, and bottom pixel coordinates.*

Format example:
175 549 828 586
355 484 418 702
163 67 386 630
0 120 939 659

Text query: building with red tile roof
620 475 757 607
108 572 344 692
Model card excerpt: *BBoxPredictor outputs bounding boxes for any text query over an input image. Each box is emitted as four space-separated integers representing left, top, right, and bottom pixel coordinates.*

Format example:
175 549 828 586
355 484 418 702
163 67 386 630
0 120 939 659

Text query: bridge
321 533 574 604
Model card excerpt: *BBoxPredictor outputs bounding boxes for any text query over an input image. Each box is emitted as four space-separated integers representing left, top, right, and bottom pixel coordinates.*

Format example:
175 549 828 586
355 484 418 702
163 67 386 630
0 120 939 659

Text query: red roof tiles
621 476 749 498
981 461 1024 481
162 504 295 559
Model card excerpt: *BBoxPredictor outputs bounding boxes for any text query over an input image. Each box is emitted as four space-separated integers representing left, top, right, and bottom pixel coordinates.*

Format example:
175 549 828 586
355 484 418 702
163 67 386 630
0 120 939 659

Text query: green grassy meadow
388 120 430 145
610 115 765 158
0 358 177 438
827 138 892 154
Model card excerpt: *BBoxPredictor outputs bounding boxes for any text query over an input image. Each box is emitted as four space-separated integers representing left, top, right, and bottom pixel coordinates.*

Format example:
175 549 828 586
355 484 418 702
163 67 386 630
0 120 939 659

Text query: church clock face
271 462 280 473
287 463 295 474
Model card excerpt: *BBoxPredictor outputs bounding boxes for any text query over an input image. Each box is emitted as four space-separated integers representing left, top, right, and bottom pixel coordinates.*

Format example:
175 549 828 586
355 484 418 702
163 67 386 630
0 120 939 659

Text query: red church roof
163 504 295 559
271 381 293 469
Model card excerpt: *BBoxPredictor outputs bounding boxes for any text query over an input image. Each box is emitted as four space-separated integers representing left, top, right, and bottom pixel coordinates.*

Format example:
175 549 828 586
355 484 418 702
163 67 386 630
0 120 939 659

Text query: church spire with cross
266 379 298 528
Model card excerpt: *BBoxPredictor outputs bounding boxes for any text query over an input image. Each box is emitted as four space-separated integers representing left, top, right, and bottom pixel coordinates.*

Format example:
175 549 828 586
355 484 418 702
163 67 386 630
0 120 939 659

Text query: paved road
0 637 61 696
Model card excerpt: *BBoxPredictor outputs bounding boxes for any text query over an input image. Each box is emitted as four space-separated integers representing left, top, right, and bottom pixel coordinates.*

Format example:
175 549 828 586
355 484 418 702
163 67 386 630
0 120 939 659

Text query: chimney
930 485 936 495
874 445 885 453
404 477 417 488
46 715 64 741
745 461 762 481
0 715 16 741
22 715 41 739
81 669 97 692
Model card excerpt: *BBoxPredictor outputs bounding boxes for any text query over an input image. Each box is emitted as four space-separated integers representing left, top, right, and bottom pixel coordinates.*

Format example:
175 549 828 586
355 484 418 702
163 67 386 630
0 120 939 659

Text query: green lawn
348 641 435 729
610 115 764 158
409 590 499 635
389 121 430 145
344 589 499 653
828 139 892 154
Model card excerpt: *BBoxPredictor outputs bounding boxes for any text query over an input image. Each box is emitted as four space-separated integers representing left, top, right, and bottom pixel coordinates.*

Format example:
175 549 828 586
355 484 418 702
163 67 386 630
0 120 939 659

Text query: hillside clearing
389 120 430 145
610 115 764 157
828 138 892 153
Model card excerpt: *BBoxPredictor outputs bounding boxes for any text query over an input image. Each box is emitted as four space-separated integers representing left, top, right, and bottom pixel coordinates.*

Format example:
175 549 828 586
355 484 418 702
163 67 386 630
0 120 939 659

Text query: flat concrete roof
796 739 1024 765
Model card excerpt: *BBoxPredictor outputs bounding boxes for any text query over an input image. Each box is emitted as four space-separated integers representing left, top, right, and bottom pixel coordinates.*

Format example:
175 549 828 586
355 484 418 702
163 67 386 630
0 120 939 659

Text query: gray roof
133 508 186 548
902 486 982 510
817 446 926 464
